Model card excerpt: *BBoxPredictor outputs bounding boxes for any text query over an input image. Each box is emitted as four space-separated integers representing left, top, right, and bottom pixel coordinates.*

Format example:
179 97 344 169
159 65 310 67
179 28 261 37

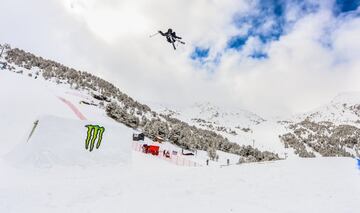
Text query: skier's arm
174 34 182 39
158 30 166 36
171 32 181 39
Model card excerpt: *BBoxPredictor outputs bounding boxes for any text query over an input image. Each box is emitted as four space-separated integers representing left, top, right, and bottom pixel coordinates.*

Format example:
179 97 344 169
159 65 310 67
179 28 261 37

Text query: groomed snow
5 115 132 168
0 156 359 213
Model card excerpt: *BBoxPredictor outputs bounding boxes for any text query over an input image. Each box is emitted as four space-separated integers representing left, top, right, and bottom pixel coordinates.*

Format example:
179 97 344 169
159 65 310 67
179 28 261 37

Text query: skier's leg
172 42 176 50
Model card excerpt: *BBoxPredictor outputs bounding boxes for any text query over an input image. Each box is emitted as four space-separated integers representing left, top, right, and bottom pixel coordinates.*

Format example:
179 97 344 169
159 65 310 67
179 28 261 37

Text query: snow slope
0 62 246 166
153 102 290 157
1 57 360 213
125 157 360 213
5 115 131 168
292 92 360 127
0 155 359 213
0 69 119 154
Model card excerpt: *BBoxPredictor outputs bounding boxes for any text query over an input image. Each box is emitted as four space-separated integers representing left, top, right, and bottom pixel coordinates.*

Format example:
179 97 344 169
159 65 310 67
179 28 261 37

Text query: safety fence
132 141 202 167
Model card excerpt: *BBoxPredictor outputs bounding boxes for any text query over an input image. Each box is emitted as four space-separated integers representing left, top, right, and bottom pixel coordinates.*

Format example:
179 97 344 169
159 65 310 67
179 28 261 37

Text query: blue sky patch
190 47 210 61
249 51 268 59
299 1 320 14
334 0 360 15
230 0 323 51
227 36 248 50
230 0 287 51
192 0 359 70
190 47 220 73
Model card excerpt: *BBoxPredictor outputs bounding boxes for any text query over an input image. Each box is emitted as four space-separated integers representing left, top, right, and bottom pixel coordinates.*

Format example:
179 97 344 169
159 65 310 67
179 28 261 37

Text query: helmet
168 28 173 32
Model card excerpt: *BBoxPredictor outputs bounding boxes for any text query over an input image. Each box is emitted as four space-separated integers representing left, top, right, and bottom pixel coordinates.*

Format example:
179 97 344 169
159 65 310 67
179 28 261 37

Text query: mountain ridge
0 43 280 163
1 43 359 160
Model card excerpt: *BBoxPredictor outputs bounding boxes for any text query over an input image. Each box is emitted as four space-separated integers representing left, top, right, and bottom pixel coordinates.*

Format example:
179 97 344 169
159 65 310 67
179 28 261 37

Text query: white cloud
0 0 360 118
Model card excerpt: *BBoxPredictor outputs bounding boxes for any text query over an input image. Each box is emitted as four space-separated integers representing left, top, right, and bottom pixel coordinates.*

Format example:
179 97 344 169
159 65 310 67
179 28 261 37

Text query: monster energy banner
7 115 131 167
85 125 105 152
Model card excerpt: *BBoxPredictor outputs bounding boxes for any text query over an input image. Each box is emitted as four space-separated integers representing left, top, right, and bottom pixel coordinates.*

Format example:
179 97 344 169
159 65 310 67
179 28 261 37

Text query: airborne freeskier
157 28 185 50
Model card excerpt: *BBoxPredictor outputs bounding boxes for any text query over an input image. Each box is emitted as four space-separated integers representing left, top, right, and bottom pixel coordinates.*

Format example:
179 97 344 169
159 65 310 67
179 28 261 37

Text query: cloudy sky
1 0 360 117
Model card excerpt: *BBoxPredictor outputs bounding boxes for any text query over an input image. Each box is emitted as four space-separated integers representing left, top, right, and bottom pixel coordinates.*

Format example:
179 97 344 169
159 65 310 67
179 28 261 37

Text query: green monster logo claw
85 125 105 152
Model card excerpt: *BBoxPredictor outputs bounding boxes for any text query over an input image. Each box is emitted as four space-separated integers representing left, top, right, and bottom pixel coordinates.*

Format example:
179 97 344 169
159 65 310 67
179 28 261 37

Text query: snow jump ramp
5 115 131 168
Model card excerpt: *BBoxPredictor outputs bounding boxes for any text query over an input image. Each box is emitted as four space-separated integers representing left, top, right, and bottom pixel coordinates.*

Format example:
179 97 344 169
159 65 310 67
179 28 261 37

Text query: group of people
162 150 171 158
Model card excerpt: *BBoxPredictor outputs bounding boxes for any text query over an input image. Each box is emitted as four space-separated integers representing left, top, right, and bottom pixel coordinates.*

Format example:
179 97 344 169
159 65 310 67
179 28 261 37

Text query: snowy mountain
154 94 360 159
0 44 359 213
0 44 279 162
293 92 360 125
2 43 359 160
155 102 266 134
279 92 360 158
153 102 288 155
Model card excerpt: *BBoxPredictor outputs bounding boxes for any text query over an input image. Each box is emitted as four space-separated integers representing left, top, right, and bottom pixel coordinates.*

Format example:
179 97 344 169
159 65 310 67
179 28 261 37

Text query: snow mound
5 115 132 168
331 92 360 105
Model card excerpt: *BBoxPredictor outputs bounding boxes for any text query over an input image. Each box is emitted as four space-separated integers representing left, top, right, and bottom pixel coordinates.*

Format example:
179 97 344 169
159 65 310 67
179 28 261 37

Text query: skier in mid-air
157 28 184 50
